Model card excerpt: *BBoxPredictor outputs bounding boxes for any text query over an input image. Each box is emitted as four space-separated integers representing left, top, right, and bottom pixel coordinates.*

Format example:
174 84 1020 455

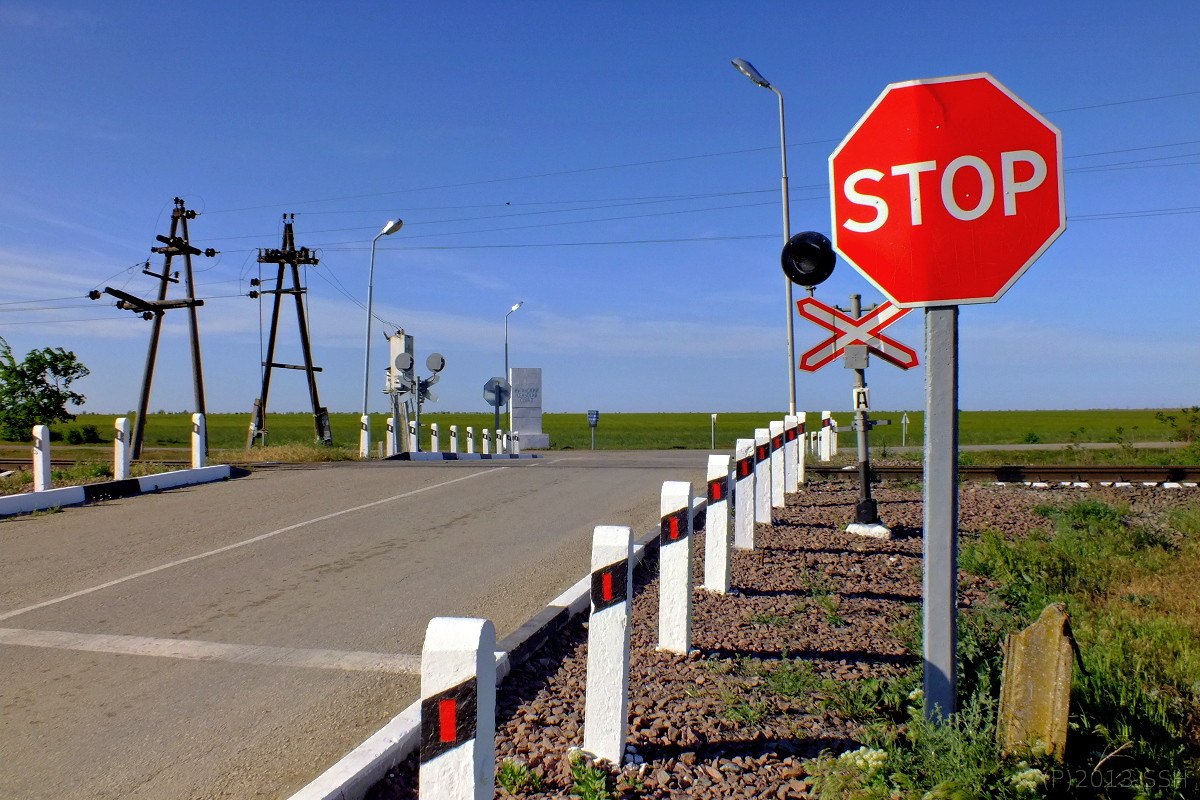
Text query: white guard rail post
582 525 634 764
449 425 459 453
419 617 496 800
431 423 440 453
796 412 807 486
466 427 475 454
191 413 206 469
114 417 131 481
753 428 772 524
386 417 398 457
482 429 491 455
819 411 833 462
769 420 785 509
32 424 51 492
408 421 418 453
783 414 799 492
658 481 693 654
359 415 371 459
511 431 521 455
733 438 755 549
704 454 732 593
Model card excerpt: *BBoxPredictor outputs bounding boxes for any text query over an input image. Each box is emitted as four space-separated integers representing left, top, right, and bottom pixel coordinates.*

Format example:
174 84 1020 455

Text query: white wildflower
1009 762 1048 792
837 746 888 776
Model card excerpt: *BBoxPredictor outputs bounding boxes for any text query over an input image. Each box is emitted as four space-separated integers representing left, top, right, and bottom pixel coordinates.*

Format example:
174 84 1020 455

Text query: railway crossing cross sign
796 297 918 372
830 73 1064 307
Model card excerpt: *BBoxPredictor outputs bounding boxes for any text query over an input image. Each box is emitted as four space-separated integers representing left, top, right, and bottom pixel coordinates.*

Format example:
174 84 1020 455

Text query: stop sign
830 73 1064 307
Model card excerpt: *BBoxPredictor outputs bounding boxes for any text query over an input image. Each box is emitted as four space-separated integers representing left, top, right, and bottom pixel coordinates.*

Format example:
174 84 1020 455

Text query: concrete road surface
0 450 708 799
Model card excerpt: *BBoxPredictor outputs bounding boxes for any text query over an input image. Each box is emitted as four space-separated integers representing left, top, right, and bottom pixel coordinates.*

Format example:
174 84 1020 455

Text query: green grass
1 408 1189 454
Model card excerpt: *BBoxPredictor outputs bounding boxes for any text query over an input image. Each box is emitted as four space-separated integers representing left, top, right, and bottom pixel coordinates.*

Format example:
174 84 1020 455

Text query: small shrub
496 759 544 794
568 751 613 800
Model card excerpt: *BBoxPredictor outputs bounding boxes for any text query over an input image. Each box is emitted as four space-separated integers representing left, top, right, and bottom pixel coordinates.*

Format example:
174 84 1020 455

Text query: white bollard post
419 617 496 800
582 525 634 764
191 413 206 469
769 420 785 509
114 417 131 481
431 423 440 453
496 430 505 455
450 425 459 453
733 438 756 549
753 428 772 524
658 480 693 654
783 414 799 493
32 424 51 492
466 427 475 454
704 455 733 593
819 411 833 462
482 429 491 455
359 415 371 459
386 417 398 457
510 431 521 455
408 421 418 453
796 412 807 486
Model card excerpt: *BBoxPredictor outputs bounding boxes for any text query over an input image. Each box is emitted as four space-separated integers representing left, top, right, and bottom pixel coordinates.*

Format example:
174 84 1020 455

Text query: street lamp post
504 301 523 431
732 57 796 416
360 218 403 458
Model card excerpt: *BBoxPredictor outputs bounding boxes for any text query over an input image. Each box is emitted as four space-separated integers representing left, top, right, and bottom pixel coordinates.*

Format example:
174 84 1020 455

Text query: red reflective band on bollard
707 476 727 503
756 445 769 462
771 434 784 450
602 572 613 602
785 427 798 442
439 698 458 743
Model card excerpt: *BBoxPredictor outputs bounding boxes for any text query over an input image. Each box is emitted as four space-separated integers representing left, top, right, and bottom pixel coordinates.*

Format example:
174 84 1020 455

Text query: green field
20 408 1186 453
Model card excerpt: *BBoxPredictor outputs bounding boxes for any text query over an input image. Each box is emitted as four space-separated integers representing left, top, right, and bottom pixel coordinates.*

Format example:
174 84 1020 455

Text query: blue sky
1 1 1197 417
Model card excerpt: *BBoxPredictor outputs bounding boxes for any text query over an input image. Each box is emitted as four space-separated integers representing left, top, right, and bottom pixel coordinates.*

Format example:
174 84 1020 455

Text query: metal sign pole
923 305 959 720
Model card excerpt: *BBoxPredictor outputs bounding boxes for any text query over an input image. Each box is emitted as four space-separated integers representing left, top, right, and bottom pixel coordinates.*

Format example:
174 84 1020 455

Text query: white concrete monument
508 367 550 449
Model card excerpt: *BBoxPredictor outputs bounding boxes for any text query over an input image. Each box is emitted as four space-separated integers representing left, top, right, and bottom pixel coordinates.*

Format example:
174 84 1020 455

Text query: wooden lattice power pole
94 198 216 458
246 214 332 447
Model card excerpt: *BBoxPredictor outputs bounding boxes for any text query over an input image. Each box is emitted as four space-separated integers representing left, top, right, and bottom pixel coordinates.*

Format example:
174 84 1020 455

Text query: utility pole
247 214 331 447
94 198 216 458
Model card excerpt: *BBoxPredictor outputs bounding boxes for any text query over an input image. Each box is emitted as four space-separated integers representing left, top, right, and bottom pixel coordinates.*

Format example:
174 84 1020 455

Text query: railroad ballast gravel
365 480 1182 799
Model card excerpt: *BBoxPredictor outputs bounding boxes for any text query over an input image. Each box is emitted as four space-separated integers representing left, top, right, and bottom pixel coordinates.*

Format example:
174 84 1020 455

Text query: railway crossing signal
796 297 917 372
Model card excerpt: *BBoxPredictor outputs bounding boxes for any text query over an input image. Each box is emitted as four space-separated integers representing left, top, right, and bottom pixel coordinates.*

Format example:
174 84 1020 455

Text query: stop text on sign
829 73 1065 307
842 150 1048 232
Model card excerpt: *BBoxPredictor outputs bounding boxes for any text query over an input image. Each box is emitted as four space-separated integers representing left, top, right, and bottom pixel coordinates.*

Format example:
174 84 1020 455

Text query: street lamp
732 57 797 416
504 301 523 431
360 218 403 458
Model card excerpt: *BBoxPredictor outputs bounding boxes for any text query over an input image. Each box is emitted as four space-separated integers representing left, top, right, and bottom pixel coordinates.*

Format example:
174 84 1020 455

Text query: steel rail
808 464 1200 483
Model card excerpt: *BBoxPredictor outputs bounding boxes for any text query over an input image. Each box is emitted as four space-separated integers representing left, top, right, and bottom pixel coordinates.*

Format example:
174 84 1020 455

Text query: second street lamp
360 218 403 458
504 301 523 431
732 57 797 416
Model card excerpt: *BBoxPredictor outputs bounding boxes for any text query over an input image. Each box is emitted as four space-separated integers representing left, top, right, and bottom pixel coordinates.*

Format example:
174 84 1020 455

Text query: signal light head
781 231 836 287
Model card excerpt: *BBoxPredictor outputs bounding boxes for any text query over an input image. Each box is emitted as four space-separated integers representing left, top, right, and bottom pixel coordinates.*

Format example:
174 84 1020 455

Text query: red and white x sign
796 297 919 372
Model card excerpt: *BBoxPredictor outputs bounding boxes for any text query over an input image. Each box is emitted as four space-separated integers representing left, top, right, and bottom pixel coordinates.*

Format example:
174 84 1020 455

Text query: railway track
809 463 1200 483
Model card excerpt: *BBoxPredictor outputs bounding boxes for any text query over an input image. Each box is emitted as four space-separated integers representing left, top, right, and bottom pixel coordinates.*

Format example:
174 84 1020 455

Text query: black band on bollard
755 443 770 462
785 426 798 442
420 676 478 762
707 475 729 504
771 434 784 451
735 455 754 479
659 507 690 545
591 558 629 612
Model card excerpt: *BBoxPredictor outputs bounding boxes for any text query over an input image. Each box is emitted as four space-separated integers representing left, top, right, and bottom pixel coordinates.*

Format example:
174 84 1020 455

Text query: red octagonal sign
830 73 1065 307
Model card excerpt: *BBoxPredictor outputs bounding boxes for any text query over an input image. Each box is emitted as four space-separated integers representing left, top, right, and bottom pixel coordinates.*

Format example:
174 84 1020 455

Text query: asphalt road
0 450 708 800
